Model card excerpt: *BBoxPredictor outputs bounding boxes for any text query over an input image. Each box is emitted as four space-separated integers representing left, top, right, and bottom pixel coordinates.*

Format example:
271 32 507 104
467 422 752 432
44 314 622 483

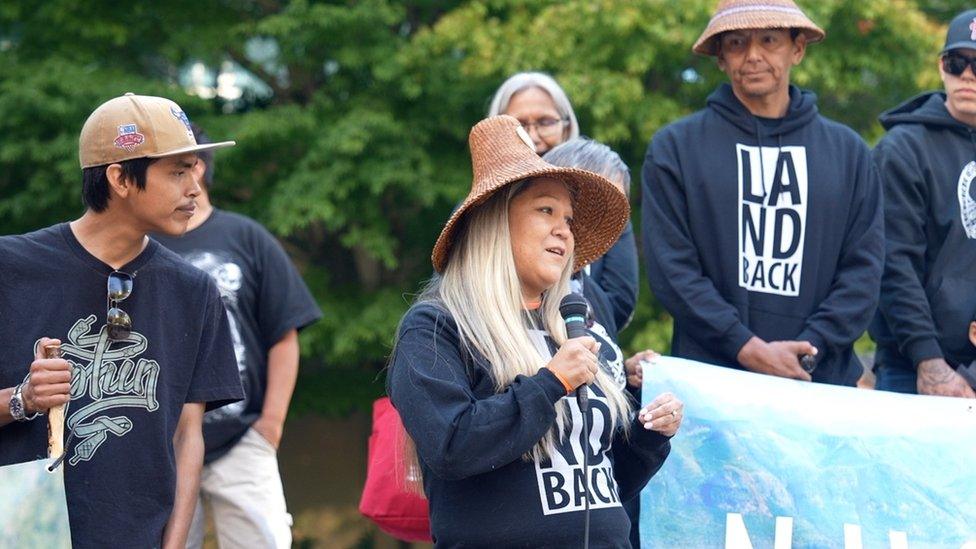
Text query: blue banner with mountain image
640 357 976 549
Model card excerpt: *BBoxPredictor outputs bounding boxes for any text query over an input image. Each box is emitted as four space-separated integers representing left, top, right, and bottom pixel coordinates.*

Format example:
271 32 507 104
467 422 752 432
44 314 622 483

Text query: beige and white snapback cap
79 92 235 168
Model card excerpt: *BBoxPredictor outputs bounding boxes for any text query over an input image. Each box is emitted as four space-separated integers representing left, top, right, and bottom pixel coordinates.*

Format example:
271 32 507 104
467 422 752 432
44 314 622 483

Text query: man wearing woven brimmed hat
869 9 976 399
642 0 884 386
0 93 244 548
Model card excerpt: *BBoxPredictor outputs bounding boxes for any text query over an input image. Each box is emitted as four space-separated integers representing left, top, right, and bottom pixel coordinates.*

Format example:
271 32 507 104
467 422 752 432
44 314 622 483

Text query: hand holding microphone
556 294 598 549
557 294 598 412
546 337 600 392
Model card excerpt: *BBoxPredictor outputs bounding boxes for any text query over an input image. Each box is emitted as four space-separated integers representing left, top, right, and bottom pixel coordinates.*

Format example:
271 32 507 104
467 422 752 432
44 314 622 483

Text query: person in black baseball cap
942 9 976 53
940 9 976 127
868 10 976 399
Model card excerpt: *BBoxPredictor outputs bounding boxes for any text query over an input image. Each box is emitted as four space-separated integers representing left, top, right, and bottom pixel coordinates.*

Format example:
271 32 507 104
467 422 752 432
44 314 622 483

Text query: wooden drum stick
44 342 65 461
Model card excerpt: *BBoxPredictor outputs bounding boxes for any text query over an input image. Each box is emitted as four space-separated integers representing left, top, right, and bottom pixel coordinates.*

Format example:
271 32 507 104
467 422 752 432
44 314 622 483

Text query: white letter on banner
774 517 794 549
725 513 794 549
888 530 907 549
844 524 863 549
725 513 754 549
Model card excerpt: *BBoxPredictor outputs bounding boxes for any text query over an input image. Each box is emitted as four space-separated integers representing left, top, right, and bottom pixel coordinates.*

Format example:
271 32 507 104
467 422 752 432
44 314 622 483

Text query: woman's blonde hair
408 179 631 464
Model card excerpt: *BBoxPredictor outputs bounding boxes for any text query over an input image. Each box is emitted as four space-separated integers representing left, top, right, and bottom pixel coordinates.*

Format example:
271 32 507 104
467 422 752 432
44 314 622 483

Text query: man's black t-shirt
153 209 322 462
0 223 243 548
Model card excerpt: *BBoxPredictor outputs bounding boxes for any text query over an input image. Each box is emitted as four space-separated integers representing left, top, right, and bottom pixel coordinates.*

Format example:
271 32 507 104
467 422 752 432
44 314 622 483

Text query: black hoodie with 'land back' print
870 92 976 371
642 83 884 385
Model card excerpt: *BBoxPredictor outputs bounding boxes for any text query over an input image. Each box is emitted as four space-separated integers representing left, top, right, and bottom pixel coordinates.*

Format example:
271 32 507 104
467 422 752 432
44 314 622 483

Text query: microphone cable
580 384 590 549
559 293 593 549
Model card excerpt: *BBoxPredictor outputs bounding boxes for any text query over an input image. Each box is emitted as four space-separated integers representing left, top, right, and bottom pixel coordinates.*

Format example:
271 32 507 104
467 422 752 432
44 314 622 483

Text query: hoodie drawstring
753 118 786 204
755 119 765 199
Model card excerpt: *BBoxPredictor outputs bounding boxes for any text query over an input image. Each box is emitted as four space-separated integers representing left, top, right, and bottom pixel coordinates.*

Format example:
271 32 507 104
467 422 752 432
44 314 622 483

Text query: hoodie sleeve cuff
905 338 944 369
630 419 674 448
722 323 756 363
796 329 827 364
535 368 571 403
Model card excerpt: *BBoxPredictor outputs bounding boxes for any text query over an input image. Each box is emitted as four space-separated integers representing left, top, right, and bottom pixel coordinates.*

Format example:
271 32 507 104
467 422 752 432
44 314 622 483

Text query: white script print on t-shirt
49 316 160 466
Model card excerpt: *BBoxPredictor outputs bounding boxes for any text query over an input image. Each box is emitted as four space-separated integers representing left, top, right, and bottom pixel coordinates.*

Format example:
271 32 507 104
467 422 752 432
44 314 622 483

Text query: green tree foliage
0 1 954 414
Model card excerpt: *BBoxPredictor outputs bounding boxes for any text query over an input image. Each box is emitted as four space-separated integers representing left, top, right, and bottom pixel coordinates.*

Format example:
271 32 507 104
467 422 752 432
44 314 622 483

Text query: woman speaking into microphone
388 115 683 548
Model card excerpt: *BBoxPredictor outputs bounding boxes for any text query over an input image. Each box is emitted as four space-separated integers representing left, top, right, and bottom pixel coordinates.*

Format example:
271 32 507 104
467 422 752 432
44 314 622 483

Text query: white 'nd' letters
737 144 808 297
534 395 622 515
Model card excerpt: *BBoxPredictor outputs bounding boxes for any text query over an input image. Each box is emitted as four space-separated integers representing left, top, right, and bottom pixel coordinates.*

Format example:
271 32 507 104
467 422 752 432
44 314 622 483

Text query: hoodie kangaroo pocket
929 276 976 360
747 306 807 342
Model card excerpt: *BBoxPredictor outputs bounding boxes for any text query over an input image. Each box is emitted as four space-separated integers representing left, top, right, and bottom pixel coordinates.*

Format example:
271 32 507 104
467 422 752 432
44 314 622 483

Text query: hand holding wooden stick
45 342 65 462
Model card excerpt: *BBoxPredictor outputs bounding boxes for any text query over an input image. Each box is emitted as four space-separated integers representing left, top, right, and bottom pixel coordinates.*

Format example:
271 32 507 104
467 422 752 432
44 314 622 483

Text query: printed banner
640 357 976 549
0 459 70 547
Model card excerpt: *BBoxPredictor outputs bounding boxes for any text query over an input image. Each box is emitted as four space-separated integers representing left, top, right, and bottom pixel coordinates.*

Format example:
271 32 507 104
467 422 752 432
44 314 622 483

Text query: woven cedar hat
431 115 628 274
693 0 825 56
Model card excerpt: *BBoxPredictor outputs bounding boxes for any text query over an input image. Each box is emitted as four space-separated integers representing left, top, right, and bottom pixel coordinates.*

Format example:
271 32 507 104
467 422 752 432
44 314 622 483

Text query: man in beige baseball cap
80 92 235 168
0 93 243 548
78 93 234 230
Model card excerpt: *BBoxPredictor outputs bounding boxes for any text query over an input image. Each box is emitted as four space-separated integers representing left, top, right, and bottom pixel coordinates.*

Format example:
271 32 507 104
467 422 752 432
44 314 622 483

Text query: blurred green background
0 0 965 545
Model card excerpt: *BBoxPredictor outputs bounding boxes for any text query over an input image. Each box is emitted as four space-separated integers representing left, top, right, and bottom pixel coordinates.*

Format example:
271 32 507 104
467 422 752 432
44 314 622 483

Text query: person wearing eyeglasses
488 72 579 156
0 93 244 549
868 9 976 399
642 0 884 386
489 72 640 333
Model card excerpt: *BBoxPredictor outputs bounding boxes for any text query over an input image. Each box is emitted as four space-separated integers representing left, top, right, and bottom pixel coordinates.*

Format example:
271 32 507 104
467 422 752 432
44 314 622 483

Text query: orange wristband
548 368 574 395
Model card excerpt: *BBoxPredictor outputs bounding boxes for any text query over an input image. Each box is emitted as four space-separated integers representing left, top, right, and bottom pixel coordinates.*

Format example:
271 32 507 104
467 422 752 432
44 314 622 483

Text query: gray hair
543 138 632 196
487 72 580 140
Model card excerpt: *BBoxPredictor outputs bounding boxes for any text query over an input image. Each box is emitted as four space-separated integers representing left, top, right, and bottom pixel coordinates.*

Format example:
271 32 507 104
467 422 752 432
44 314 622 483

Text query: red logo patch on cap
114 124 145 151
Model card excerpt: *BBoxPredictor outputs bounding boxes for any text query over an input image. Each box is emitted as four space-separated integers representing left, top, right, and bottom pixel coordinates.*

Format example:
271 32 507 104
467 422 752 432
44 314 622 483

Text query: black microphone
559 293 592 549
559 294 590 413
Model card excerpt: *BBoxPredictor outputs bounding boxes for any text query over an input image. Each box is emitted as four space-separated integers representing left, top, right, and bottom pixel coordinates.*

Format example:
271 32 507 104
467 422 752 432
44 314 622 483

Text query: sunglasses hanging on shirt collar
106 271 134 340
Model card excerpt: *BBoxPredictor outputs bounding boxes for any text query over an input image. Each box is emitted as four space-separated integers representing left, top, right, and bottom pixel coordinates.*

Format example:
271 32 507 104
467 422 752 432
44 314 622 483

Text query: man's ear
792 33 808 65
105 163 131 200
969 321 976 347
716 51 727 72
193 159 207 182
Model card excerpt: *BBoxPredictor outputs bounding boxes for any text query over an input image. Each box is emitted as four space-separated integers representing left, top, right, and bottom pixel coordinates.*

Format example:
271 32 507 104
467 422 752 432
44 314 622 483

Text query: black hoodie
389 303 671 548
641 84 884 385
870 92 976 370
